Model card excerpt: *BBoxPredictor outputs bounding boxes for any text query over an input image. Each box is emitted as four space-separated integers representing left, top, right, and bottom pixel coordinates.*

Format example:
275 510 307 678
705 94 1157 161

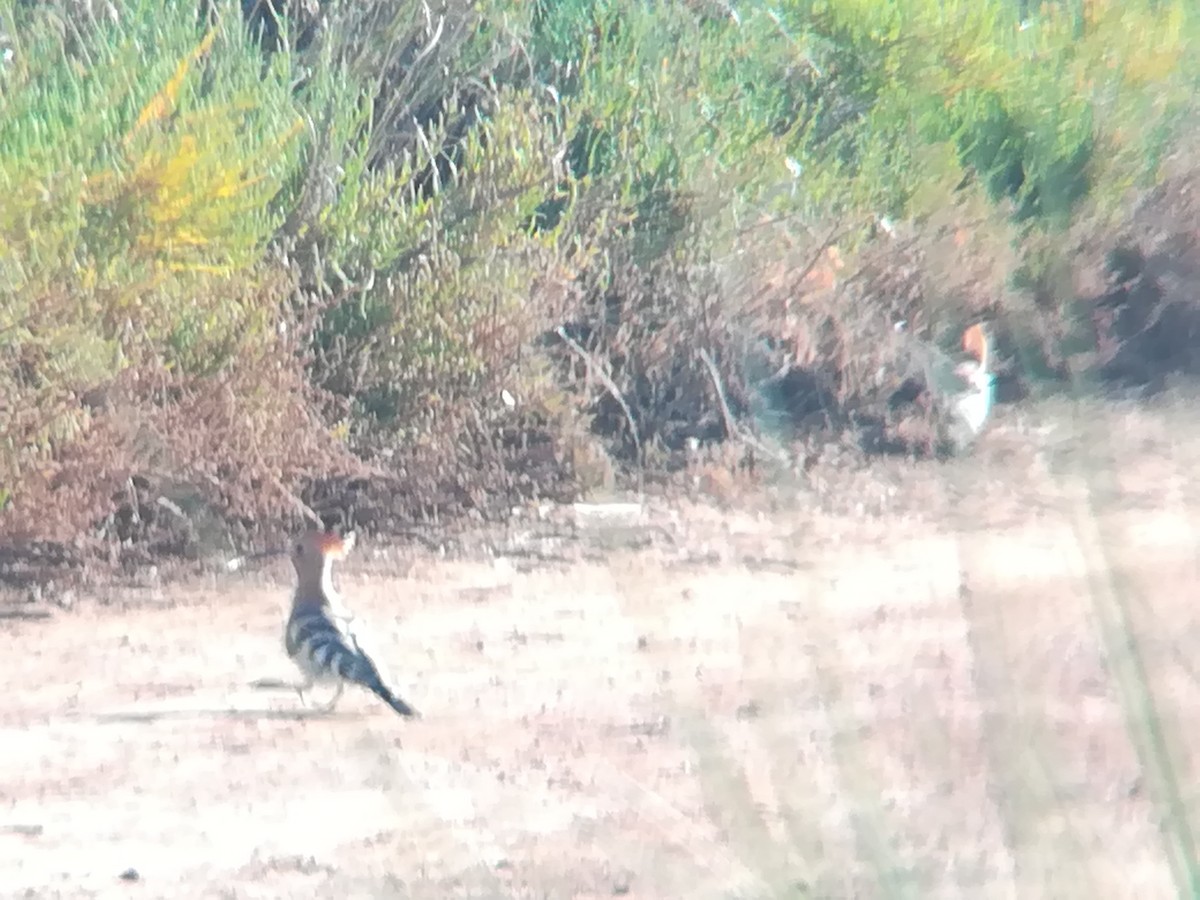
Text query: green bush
0 1 311 497
2 0 1199 540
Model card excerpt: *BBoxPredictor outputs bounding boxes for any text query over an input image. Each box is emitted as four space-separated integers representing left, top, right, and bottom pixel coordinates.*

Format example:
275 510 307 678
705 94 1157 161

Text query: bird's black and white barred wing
287 606 417 717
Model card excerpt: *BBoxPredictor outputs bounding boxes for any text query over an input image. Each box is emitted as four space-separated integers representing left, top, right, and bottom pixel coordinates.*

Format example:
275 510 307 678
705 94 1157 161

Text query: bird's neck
294 562 342 610
967 367 994 390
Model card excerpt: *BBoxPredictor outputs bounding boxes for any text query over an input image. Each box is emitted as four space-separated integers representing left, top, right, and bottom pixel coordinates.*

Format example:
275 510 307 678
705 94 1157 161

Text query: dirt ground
4 393 1200 899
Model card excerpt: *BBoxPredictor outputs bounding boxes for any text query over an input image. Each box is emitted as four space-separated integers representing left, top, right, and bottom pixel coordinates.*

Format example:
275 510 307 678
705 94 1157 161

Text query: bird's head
961 322 993 371
291 530 356 577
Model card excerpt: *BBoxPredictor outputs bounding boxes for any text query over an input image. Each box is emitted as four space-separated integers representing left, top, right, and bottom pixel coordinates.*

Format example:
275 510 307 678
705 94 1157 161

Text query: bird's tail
338 645 420 718
370 679 420 718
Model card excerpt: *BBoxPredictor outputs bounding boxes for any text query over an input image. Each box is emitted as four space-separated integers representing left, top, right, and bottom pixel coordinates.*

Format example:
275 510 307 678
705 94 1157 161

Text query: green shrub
2 0 1200 543
0 0 314 519
307 85 587 446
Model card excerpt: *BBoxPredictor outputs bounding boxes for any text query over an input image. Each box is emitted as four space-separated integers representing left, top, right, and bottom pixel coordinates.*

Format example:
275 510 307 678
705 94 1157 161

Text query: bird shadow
90 679 353 723
92 708 338 724
248 677 296 690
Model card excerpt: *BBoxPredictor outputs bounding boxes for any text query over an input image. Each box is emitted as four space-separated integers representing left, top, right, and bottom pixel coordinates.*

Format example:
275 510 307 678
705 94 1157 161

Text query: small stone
735 701 761 721
118 868 139 882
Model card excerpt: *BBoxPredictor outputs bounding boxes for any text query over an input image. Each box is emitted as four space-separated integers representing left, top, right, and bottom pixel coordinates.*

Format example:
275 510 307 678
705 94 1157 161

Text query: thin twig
698 348 739 442
555 326 644 477
413 3 445 66
698 348 789 464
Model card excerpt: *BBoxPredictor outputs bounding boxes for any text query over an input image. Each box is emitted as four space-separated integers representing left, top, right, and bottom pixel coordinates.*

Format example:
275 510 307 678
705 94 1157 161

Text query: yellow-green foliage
0 1 309 488
511 0 1199 271
525 0 1200 248
794 0 1200 228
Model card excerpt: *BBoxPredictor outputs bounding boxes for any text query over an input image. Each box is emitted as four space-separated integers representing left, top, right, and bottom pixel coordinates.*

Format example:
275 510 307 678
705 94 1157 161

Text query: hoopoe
950 322 995 438
894 320 997 450
285 530 418 718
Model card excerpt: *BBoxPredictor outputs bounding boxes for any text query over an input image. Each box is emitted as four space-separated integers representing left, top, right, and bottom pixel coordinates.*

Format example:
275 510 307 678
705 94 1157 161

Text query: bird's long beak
223 545 287 572
224 529 357 571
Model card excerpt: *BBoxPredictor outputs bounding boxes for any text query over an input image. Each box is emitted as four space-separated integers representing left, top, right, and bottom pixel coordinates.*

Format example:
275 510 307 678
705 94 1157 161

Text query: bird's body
285 531 418 718
949 322 995 438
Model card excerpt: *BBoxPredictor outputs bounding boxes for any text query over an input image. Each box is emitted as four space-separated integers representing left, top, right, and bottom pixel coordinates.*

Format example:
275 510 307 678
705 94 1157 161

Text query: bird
284 530 419 718
892 320 997 452
949 321 996 439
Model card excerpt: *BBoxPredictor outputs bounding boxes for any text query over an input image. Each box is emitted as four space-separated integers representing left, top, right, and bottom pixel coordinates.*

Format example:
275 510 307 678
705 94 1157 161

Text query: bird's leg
295 674 315 708
314 681 345 714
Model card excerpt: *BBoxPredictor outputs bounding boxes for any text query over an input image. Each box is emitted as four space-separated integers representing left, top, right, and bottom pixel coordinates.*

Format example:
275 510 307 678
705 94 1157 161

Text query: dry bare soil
4 395 1200 899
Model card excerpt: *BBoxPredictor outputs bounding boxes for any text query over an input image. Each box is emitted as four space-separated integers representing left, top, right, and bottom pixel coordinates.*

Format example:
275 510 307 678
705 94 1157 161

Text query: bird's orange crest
317 532 348 556
297 530 355 560
961 322 990 364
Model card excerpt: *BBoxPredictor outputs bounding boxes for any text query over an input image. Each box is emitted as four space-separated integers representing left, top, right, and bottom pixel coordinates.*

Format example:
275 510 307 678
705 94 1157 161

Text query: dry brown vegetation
8 159 1200 591
4 1 1200 586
